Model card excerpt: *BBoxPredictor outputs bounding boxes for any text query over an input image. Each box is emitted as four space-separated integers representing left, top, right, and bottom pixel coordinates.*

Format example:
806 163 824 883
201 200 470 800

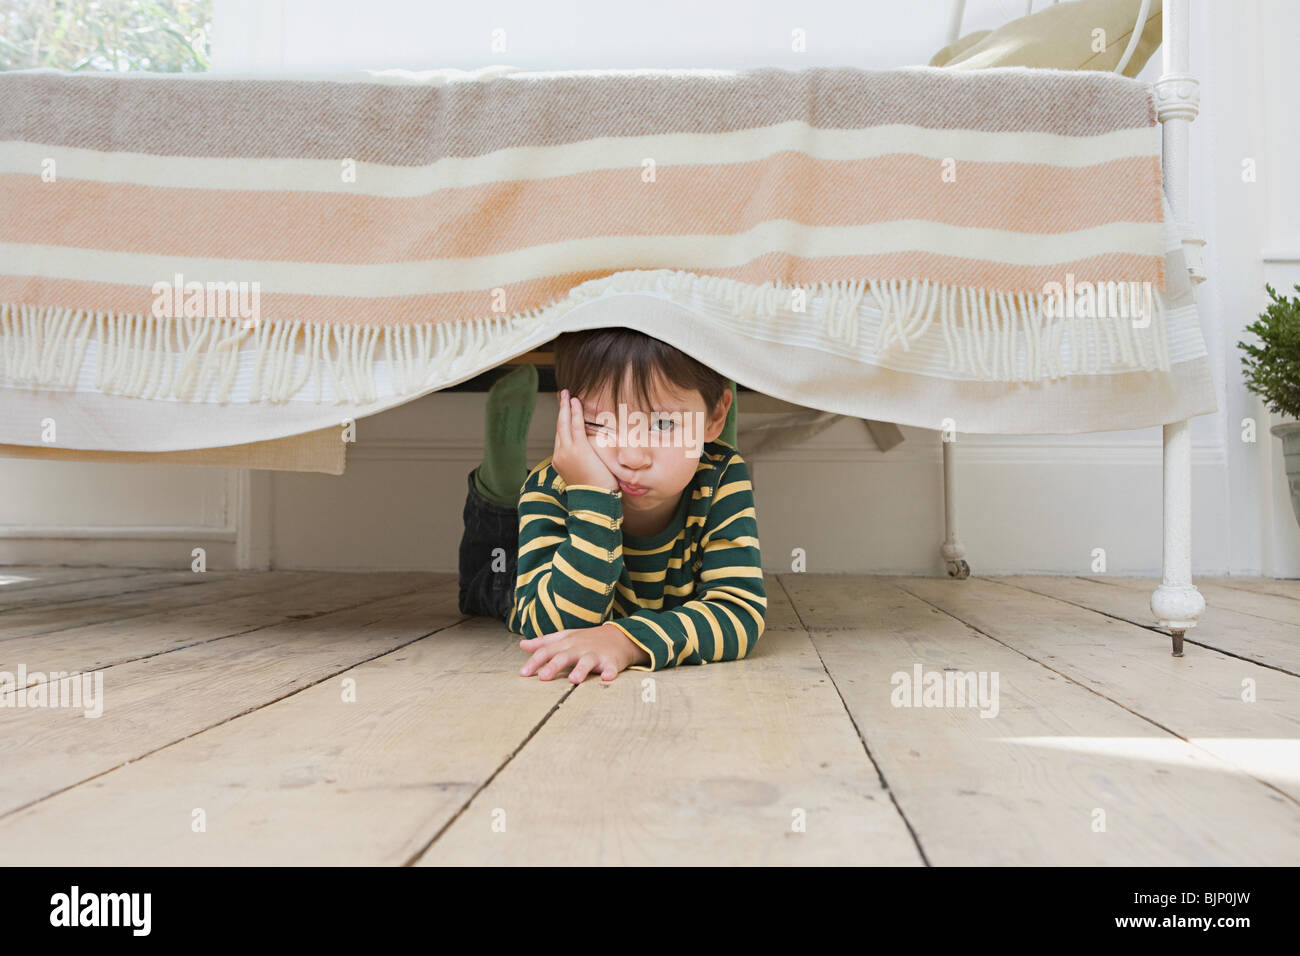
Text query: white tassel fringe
0 268 1172 403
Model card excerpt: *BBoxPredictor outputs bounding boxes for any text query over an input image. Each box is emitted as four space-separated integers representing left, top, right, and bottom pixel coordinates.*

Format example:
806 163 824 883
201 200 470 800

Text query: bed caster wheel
946 560 970 579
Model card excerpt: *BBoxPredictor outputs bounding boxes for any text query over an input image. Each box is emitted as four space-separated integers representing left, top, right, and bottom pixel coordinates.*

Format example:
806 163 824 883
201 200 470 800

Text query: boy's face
577 371 731 514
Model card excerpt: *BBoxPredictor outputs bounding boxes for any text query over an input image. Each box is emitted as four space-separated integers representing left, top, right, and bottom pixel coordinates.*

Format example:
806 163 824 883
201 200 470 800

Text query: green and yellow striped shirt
506 439 766 671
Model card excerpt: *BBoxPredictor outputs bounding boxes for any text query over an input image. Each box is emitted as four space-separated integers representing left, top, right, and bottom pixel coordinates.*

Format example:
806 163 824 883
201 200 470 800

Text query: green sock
718 380 738 451
475 363 538 508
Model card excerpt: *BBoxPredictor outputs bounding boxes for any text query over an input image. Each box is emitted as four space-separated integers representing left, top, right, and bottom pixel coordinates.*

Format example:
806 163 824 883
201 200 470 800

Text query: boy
457 327 765 684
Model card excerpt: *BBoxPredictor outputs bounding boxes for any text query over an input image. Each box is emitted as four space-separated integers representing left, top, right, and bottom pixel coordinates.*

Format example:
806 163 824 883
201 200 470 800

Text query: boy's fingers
555 389 568 445
569 396 585 442
520 645 558 675
568 653 597 684
538 651 575 680
529 638 565 658
525 645 556 665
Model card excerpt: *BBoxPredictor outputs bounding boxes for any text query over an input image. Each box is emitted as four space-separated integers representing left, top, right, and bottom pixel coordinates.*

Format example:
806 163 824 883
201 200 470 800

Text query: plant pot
1270 421 1300 529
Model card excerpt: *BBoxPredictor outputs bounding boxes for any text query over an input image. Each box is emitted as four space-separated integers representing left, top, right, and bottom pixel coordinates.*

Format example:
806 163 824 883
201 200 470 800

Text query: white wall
1216 0 1300 575
5 0 1295 577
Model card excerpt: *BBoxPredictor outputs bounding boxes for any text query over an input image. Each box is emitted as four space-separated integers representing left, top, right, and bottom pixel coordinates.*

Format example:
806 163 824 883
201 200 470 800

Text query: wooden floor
1 566 1297 865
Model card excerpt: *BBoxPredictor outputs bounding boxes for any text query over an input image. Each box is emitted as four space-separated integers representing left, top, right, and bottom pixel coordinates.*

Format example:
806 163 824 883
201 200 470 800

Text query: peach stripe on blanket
0 65 1168 405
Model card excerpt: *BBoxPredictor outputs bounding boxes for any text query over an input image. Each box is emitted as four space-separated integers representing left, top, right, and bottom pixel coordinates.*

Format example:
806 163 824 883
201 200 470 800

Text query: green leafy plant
1239 284 1300 421
0 0 210 73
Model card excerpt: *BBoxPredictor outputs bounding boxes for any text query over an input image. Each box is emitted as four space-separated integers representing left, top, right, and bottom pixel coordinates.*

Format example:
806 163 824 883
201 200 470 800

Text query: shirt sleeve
606 452 766 670
507 467 625 639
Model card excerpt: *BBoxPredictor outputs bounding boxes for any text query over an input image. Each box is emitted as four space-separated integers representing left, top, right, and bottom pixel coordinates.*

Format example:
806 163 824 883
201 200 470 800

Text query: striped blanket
0 65 1168 407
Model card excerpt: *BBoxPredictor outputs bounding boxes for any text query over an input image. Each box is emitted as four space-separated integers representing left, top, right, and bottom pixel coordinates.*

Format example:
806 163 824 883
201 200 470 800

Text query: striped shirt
506 439 766 671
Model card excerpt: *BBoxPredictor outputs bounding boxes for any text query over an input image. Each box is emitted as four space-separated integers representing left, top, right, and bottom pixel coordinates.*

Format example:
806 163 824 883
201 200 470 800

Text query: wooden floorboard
1199 576 1300 602
0 566 159 598
0 570 315 641
0 568 245 615
782 574 1300 865
417 584 919 865
0 571 436 673
3 566 1297 866
999 575 1300 675
895 577 1300 806
0 579 464 821
0 615 565 865
1094 575 1300 626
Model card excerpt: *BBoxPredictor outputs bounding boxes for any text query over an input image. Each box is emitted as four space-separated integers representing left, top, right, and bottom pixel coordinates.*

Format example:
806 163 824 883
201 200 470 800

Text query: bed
0 0 1212 653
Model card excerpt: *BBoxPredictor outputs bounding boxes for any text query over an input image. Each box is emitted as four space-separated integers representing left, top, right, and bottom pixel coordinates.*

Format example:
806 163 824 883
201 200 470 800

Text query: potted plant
1240 283 1300 528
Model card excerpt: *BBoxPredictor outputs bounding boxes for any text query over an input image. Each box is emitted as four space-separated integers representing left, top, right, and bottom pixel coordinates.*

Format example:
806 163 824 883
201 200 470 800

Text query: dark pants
457 466 520 622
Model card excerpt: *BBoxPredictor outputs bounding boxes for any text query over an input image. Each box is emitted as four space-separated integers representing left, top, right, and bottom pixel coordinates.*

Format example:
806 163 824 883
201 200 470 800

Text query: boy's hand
552 388 619 492
519 622 651 683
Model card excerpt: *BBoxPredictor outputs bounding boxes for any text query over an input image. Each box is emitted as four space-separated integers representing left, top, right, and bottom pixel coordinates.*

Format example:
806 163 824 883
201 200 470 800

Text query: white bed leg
941 437 969 578
1151 421 1203 655
1149 0 1204 655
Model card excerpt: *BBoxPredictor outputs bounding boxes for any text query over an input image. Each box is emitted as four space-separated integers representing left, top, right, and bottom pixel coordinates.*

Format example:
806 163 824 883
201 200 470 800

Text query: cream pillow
932 0 1163 78
928 29 993 67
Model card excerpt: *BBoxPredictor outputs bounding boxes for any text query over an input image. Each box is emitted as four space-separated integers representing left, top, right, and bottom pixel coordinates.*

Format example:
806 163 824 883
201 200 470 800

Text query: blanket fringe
0 269 1172 403
576 269 1172 382
0 302 547 404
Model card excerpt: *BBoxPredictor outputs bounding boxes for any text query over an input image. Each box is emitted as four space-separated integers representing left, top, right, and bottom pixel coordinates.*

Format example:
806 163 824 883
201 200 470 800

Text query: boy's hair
551 328 730 419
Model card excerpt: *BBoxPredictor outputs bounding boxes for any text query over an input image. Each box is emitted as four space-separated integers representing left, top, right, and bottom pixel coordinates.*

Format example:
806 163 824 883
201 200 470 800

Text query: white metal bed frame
939 0 1205 656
